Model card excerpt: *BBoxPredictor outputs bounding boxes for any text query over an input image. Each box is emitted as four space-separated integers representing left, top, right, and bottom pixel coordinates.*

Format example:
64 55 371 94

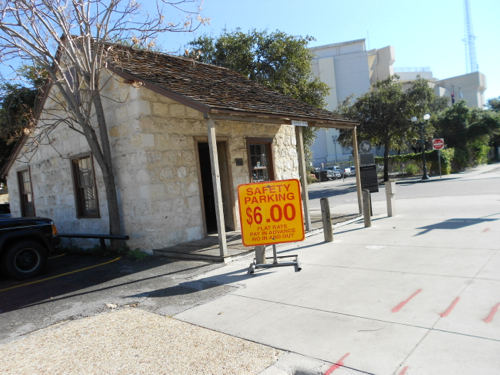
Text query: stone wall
6 72 300 252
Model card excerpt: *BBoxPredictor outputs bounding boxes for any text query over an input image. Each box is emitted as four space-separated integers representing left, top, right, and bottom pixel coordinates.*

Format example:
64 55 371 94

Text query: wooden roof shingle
107 44 356 127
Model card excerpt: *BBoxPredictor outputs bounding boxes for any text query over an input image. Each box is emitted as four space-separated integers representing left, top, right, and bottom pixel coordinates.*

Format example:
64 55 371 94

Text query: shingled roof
107 44 357 128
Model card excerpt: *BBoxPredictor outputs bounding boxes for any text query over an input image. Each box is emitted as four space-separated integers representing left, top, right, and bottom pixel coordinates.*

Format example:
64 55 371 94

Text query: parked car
0 217 59 280
0 203 10 218
350 166 356 176
330 166 351 178
325 167 342 180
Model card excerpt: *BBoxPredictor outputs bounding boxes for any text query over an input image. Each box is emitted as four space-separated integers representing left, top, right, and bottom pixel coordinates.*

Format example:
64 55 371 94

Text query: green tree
0 0 206 246
0 65 46 180
487 97 500 160
187 29 330 157
334 76 437 181
487 97 500 112
432 101 500 167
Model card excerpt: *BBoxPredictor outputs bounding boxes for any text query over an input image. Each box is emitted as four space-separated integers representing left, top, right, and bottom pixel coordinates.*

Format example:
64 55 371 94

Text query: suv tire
1 241 47 280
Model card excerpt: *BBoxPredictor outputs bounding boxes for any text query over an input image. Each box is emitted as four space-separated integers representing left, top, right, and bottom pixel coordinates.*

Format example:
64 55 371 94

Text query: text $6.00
246 204 296 226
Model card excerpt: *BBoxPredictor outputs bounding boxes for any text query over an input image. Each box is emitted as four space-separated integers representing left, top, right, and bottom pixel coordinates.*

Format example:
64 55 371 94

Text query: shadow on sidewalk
415 217 499 236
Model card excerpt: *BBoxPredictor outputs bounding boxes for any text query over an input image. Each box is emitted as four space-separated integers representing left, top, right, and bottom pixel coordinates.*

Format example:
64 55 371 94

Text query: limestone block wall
6 71 300 252
6 97 110 247
116 86 299 249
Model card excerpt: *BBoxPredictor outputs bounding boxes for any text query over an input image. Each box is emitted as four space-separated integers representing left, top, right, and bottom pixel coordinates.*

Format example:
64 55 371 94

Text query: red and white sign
432 138 445 150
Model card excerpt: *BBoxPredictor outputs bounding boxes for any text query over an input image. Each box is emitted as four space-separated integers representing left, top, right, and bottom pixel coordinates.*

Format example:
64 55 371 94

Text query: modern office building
310 39 487 166
309 39 394 165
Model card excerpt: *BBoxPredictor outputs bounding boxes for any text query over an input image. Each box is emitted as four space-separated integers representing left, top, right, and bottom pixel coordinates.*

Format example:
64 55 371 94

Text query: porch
153 212 361 262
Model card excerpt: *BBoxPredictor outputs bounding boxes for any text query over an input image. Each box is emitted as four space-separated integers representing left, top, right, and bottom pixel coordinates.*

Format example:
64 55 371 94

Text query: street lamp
331 135 338 163
411 113 431 180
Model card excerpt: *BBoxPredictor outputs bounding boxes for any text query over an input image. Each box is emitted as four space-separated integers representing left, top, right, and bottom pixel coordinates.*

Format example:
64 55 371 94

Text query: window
246 138 275 182
71 154 99 218
17 169 35 217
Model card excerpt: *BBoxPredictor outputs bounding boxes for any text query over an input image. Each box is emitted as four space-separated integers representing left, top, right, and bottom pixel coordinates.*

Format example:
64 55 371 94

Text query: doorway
197 142 234 234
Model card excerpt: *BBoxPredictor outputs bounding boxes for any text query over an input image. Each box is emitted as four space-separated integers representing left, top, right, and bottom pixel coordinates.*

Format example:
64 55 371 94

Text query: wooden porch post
296 126 311 231
206 117 228 257
352 127 363 214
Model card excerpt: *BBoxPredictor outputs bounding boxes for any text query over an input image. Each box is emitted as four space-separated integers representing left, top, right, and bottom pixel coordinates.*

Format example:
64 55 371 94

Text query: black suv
0 217 59 280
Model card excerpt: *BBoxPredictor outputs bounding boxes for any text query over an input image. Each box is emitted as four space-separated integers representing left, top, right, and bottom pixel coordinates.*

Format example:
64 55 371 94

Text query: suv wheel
2 241 47 280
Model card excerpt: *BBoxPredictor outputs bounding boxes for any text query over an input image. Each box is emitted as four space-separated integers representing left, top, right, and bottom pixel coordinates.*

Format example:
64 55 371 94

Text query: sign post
432 138 445 178
238 179 304 273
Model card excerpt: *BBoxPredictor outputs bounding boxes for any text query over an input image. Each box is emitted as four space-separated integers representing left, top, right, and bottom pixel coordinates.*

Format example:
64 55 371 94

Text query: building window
17 169 35 217
246 138 275 182
71 154 99 218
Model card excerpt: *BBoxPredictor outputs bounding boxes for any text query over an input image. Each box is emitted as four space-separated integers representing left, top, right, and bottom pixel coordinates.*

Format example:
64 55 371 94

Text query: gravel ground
0 308 281 374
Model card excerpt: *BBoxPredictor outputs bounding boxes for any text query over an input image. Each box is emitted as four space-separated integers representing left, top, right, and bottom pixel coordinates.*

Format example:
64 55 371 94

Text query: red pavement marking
324 353 350 374
440 297 460 317
482 227 490 233
392 289 422 313
398 366 409 375
484 303 500 323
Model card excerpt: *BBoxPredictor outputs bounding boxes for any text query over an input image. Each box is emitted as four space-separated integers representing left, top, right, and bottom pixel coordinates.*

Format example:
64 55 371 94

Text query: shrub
405 164 419 175
307 174 317 184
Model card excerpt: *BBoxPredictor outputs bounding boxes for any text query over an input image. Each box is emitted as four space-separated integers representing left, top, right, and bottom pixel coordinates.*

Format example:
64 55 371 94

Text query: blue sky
2 0 497 103
155 0 499 104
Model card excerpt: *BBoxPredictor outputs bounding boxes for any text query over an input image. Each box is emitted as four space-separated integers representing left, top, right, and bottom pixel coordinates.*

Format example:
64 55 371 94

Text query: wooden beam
296 126 311 231
208 114 285 124
352 127 363 214
206 117 228 258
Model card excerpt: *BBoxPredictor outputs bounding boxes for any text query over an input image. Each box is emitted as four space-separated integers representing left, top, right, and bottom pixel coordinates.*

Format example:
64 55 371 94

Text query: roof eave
207 108 359 128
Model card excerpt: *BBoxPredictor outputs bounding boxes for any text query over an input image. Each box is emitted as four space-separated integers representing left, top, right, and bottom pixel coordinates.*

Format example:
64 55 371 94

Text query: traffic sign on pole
432 138 445 150
238 179 305 247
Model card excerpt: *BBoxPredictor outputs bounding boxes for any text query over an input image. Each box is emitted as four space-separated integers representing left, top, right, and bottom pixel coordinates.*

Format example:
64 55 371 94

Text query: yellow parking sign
237 179 305 246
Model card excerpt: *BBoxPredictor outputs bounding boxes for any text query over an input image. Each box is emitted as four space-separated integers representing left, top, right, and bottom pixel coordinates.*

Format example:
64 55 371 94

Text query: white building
398 69 487 109
310 39 487 167
310 39 395 166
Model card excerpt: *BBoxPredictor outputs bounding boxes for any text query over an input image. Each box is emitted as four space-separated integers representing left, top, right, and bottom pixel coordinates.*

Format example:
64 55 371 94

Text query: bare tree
0 0 208 246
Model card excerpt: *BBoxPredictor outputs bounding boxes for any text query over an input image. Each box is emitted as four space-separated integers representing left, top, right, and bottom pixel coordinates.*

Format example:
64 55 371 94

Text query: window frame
246 137 276 183
71 152 100 219
17 167 35 217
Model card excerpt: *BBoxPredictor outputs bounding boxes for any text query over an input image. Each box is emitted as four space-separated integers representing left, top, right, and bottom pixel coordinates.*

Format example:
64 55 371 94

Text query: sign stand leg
248 244 302 274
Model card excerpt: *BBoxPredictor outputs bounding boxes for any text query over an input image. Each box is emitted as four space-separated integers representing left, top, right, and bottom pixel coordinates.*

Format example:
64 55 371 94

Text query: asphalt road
0 254 230 344
307 164 500 212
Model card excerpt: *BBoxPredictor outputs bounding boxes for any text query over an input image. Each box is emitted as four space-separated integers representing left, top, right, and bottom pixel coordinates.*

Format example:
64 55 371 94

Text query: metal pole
320 197 333 242
438 150 442 178
363 189 372 227
421 124 430 180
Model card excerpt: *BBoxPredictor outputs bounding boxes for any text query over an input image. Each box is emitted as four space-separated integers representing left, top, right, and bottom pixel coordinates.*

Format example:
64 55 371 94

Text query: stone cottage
1 44 360 256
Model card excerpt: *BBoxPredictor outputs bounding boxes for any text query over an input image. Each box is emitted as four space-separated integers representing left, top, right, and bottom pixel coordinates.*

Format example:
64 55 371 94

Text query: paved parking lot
0 252 229 343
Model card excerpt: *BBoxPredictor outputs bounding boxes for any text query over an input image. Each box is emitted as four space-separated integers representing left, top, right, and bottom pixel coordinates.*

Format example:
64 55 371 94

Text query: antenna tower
463 0 478 73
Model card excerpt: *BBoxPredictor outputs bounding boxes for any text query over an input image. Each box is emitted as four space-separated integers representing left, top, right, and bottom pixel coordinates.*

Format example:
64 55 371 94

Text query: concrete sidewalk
1 165 498 374
176 173 500 374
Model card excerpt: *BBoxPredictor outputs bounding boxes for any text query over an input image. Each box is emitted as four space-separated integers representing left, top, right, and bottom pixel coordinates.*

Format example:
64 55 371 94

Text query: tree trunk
92 90 123 250
384 140 390 182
